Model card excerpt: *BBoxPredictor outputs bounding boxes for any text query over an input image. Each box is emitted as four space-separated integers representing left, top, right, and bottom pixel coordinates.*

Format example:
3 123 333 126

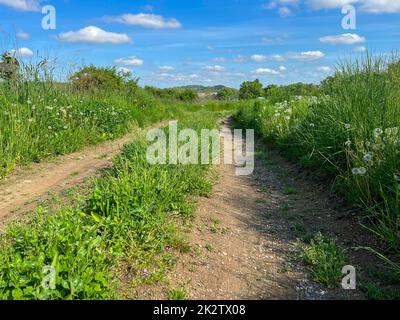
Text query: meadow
1 52 400 299
235 55 400 269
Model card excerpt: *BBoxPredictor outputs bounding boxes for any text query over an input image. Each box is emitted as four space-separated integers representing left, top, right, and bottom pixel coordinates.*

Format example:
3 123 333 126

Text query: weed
168 288 188 300
301 233 347 288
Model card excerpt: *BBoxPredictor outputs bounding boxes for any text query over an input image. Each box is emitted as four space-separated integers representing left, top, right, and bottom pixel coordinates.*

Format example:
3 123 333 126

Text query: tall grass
0 59 173 179
235 54 400 254
0 109 223 300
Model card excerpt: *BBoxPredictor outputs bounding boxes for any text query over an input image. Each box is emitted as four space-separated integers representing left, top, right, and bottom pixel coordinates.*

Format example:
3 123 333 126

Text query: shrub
69 65 128 92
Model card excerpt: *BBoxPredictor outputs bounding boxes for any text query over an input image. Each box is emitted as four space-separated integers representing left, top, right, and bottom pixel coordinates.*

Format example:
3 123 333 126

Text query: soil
130 120 379 300
0 119 385 300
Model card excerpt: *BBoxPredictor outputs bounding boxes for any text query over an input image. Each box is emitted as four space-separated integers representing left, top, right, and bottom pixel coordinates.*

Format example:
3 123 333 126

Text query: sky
0 0 399 88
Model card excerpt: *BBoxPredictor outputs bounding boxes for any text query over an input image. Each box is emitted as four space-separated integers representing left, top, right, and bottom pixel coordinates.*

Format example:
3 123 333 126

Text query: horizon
0 1 399 88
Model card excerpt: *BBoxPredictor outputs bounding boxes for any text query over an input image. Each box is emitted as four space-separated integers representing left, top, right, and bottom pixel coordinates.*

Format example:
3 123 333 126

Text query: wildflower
285 116 291 121
345 140 352 147
48 126 52 130
374 128 383 138
363 152 373 163
27 99 32 105
344 123 351 130
310 123 315 128
352 167 367 176
63 126 68 130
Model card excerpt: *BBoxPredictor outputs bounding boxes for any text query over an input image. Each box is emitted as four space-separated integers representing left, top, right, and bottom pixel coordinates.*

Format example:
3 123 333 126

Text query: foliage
0 52 20 81
69 65 129 92
0 109 223 300
235 54 400 259
239 79 264 100
217 87 238 101
266 83 320 103
301 233 347 288
144 86 197 102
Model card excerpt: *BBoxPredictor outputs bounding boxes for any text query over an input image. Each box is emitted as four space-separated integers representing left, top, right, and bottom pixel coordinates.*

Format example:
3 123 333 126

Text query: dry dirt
131 120 374 300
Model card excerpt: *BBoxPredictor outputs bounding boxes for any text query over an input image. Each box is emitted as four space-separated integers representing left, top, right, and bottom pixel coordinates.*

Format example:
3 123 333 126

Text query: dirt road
0 127 146 226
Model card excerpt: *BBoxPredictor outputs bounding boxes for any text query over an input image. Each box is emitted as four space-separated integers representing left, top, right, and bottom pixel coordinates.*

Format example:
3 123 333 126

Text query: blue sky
0 0 399 88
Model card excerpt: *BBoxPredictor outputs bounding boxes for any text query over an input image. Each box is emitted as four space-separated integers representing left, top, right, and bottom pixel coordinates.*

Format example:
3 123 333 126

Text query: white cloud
250 54 285 62
253 67 280 75
155 72 199 81
353 46 367 52
58 26 132 44
251 54 268 62
317 66 332 72
234 55 247 63
306 0 400 13
204 65 225 72
212 57 226 63
159 66 175 71
104 13 182 29
279 6 292 17
279 65 287 71
0 0 40 12
319 33 366 45
11 47 33 57
361 0 400 13
114 56 144 66
118 67 132 74
16 31 30 40
306 0 358 9
286 50 325 61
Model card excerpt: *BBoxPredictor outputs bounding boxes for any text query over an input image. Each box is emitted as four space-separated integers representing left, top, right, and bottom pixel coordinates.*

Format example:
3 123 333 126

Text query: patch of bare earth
132 120 379 300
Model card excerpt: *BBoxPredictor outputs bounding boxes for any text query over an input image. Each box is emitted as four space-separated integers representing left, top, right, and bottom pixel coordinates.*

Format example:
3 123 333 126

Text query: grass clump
168 288 188 300
301 233 347 288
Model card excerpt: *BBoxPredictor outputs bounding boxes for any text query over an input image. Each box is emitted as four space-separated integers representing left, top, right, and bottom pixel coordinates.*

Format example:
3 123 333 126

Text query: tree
0 52 20 81
217 87 238 101
239 79 264 100
69 65 127 91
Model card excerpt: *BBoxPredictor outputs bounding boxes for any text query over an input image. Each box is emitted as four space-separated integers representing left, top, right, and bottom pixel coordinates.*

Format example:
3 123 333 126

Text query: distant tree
0 52 20 81
217 87 238 101
176 88 197 102
264 84 278 98
69 65 127 91
239 79 264 100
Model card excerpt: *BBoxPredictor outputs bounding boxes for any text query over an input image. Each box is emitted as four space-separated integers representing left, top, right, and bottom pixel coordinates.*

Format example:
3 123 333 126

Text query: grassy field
234 55 400 292
1 52 400 299
0 104 235 299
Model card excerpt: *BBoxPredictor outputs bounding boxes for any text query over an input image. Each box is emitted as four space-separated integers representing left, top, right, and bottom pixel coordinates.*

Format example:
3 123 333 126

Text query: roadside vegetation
0 106 231 299
1 49 400 299
235 54 400 296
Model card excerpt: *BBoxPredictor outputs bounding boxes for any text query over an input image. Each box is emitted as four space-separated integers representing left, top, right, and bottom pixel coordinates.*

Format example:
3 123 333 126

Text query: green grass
301 233 347 288
235 54 400 261
0 109 226 300
168 288 188 300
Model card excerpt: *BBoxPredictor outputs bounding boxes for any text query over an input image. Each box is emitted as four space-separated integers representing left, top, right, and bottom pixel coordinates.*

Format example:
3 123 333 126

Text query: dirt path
134 120 370 300
0 125 156 227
